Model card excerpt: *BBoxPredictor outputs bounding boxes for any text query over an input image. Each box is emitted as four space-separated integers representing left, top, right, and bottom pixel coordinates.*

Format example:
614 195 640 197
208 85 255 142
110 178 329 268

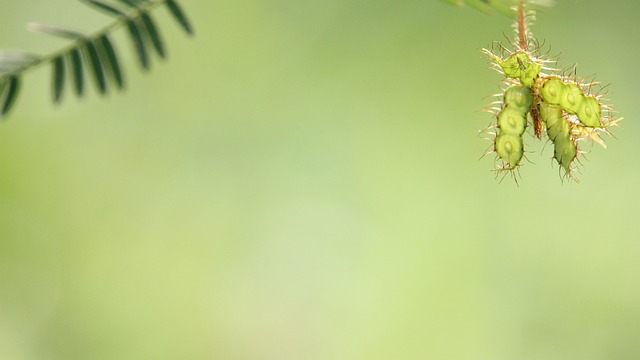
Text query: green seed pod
539 103 564 141
499 53 523 79
495 134 523 169
494 84 530 169
498 107 527 135
504 85 533 110
547 114 570 142
540 101 577 173
498 52 541 88
521 61 541 88
553 136 577 172
540 77 564 105
560 83 584 115
576 96 602 127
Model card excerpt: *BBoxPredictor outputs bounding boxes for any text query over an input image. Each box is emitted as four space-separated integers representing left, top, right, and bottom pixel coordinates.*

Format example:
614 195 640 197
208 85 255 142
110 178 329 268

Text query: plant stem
517 0 527 51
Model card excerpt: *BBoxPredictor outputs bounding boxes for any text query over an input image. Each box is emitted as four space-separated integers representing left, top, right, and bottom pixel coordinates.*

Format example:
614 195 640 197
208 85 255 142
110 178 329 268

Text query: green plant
494 84 531 169
0 0 193 118
445 0 619 182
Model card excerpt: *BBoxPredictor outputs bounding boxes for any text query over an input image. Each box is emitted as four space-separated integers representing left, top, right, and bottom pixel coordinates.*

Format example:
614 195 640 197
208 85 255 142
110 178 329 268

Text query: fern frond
0 0 193 119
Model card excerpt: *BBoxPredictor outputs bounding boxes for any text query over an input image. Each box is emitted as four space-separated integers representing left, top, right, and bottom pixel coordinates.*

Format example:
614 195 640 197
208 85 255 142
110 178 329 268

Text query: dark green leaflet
127 19 150 70
68 48 85 97
1 76 21 116
82 0 126 16
83 41 108 94
140 12 166 58
52 56 65 103
166 0 194 35
97 35 124 90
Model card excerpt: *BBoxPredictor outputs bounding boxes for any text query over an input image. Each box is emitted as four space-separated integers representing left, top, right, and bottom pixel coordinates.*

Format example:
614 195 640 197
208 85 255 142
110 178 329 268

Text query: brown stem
517 0 527 51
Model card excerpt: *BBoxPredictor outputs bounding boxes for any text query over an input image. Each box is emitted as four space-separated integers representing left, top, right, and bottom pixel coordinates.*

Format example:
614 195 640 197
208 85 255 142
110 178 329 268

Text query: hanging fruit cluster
481 2 618 182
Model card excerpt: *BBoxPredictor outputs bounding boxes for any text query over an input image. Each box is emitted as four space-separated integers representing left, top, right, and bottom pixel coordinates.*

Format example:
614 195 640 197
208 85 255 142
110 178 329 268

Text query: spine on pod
494 85 532 170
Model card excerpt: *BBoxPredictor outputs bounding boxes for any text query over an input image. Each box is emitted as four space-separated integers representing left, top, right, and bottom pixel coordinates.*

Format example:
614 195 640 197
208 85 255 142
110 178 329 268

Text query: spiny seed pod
495 134 524 169
554 136 577 172
539 102 565 141
498 52 541 88
540 76 564 105
539 102 577 172
494 84 531 169
504 85 533 110
560 82 584 115
577 96 602 128
498 108 527 135
540 76 604 128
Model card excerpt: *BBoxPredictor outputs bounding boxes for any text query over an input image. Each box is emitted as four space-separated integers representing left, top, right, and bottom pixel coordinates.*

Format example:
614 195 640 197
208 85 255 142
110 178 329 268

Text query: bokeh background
1 1 639 359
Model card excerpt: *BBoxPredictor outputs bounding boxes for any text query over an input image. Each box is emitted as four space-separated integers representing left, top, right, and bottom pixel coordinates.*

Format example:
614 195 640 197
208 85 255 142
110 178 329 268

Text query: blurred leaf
114 0 140 8
0 51 39 75
52 56 66 103
97 35 124 90
82 0 126 17
126 19 150 70
140 12 166 59
1 75 21 116
83 41 108 94
68 48 85 97
27 23 85 40
166 0 194 35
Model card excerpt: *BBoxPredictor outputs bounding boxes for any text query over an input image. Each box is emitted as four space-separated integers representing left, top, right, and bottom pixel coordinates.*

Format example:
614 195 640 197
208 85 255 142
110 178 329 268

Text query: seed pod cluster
480 2 618 182
482 47 616 182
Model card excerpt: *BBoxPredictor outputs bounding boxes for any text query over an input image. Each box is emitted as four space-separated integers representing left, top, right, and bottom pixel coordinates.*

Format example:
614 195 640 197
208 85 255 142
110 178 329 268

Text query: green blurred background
1 1 639 359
